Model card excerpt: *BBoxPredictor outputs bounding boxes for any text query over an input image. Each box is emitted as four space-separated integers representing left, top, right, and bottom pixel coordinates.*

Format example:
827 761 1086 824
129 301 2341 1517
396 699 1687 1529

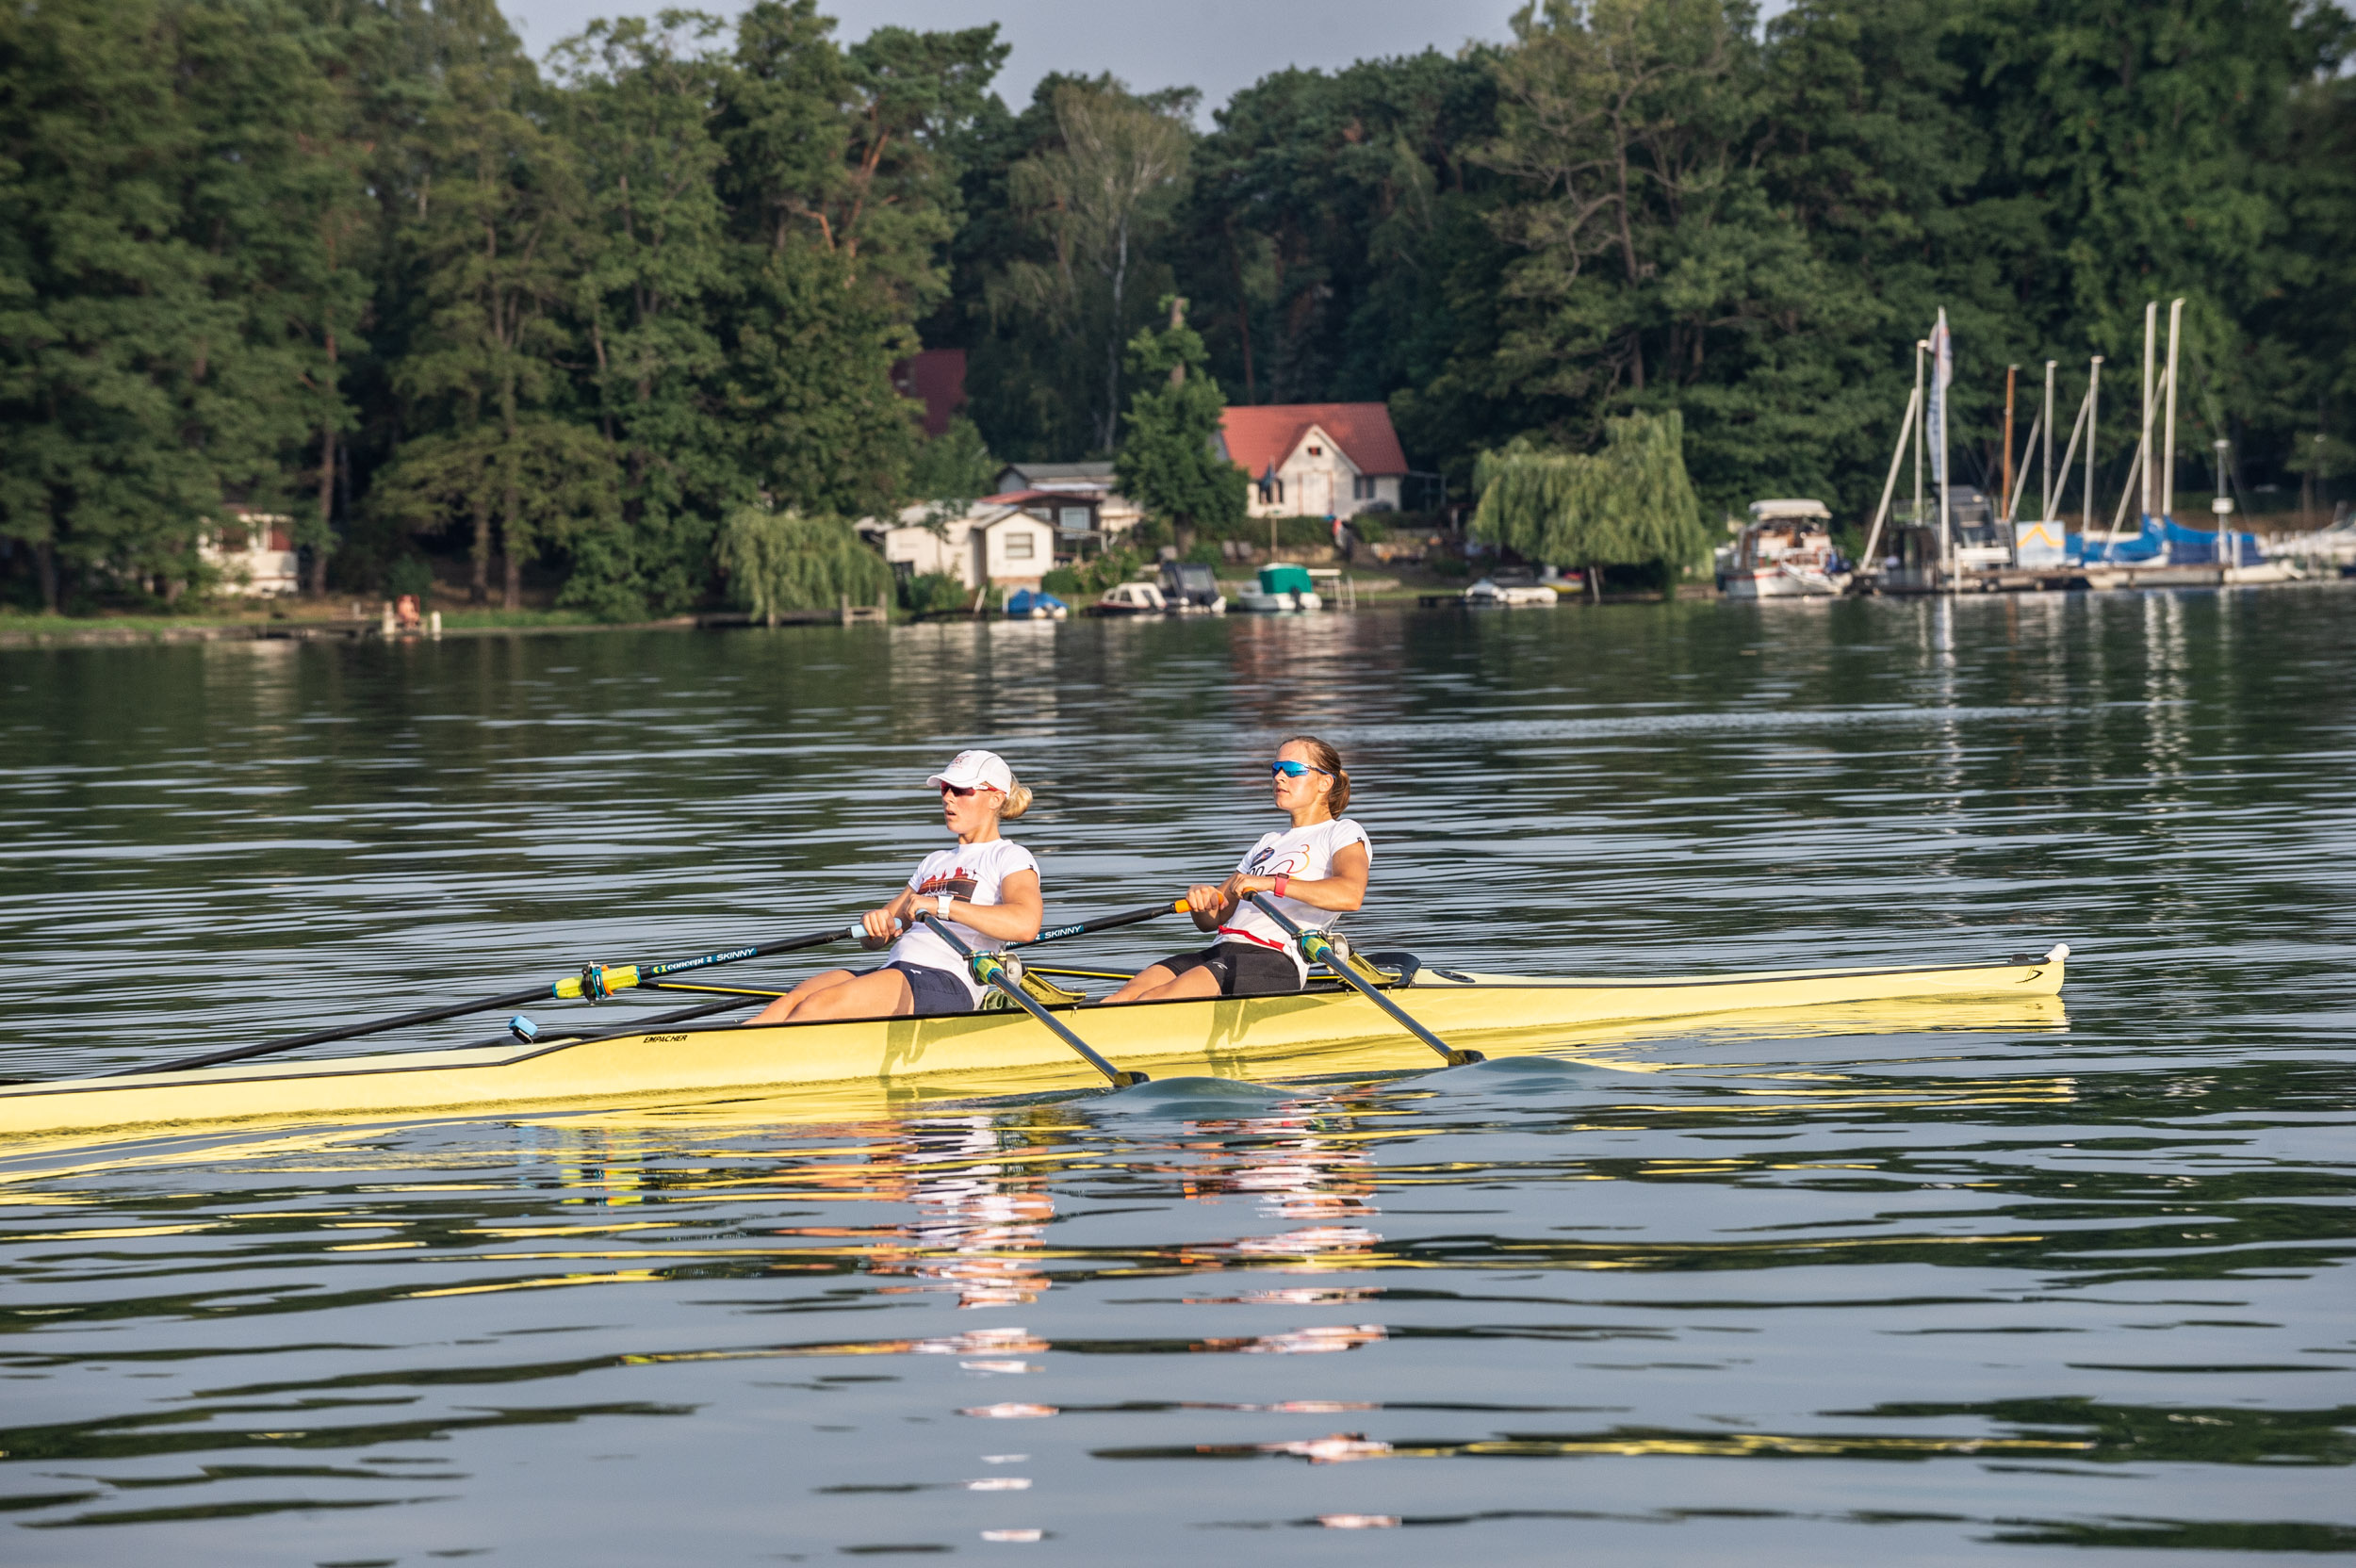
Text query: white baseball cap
927 748 1012 793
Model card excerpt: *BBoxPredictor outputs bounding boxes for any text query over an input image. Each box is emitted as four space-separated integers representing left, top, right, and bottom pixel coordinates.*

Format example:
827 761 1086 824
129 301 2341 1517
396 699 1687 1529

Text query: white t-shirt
887 839 1039 1005
1216 818 1372 980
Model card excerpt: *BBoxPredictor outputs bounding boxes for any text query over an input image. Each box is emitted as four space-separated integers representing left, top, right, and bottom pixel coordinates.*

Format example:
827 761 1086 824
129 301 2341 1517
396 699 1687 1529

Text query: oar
918 914 1147 1088
121 923 862 1078
1010 898 1189 951
1247 893 1482 1067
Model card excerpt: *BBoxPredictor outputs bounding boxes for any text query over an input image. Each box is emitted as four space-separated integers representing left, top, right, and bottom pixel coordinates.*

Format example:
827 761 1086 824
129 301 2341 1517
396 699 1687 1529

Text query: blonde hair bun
1000 778 1033 819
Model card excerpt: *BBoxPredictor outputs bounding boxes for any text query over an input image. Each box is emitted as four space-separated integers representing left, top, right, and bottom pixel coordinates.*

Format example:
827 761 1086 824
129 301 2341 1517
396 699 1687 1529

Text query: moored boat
1719 499 1853 598
0 945 2067 1140
1234 563 1322 612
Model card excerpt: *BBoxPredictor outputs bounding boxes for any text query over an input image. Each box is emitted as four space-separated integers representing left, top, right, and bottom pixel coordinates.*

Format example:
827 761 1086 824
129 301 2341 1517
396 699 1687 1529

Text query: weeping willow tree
1471 411 1710 598
713 506 893 625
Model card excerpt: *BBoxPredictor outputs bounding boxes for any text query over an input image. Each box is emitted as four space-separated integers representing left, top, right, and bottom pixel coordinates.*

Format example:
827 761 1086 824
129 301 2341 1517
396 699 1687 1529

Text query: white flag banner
1927 309 1953 490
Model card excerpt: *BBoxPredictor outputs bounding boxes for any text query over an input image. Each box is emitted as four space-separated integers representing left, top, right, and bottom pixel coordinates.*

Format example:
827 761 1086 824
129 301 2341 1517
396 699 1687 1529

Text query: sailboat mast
2085 355 2102 540
2162 297 2184 521
2042 360 2055 520
2003 366 2017 523
2140 302 2157 521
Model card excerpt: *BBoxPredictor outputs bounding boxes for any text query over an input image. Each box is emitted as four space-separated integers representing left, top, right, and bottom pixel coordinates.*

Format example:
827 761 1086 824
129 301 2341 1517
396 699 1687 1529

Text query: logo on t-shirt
1245 845 1308 877
913 869 979 901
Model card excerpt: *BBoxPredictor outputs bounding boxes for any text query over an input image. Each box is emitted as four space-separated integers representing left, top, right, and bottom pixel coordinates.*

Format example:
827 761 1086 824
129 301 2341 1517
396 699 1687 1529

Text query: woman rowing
749 750 1042 1022
1103 736 1366 1003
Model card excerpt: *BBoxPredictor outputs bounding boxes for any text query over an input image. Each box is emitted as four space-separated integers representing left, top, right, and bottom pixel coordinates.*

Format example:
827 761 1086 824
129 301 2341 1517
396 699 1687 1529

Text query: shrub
385 556 434 600
900 571 972 615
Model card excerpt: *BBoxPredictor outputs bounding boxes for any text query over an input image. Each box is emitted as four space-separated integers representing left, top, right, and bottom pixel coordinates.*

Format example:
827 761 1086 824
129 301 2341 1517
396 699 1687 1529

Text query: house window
1005 531 1036 561
1259 477 1284 505
1352 475 1375 500
1057 506 1091 534
1307 445 1323 456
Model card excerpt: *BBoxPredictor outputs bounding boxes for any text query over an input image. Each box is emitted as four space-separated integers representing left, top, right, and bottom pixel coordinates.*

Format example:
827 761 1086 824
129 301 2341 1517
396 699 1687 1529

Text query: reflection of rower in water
1103 736 1367 1004
749 750 1042 1023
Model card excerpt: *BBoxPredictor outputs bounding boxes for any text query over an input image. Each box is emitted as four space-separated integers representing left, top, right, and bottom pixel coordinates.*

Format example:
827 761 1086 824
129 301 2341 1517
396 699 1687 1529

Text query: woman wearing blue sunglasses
1103 736 1368 1003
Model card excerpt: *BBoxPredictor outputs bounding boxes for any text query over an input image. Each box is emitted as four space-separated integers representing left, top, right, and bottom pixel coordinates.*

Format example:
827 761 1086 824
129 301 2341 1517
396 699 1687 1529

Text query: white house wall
1246 425 1399 519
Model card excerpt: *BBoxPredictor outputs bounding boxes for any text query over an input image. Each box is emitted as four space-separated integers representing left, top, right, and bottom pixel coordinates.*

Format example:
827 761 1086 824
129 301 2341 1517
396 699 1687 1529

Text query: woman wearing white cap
748 750 1042 1022
1103 735 1367 1004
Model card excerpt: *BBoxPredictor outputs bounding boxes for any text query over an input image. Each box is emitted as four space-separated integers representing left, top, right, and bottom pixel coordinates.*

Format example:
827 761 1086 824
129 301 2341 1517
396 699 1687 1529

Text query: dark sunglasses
1269 760 1332 779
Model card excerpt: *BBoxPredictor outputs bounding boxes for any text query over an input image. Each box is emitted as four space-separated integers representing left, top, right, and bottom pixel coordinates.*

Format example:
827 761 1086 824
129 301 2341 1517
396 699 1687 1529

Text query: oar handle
919 915 1144 1088
1246 893 1480 1067
1010 898 1190 950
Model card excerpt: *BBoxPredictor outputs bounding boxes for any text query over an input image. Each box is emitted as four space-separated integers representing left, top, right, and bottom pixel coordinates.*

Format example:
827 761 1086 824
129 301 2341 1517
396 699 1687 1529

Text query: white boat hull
1720 567 1850 599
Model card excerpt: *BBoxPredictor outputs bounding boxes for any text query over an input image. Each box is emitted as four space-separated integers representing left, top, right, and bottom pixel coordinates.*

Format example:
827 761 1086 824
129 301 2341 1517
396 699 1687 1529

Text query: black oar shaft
919 915 1144 1088
120 923 859 1078
465 992 762 1050
1010 898 1188 950
1246 893 1480 1067
119 984 557 1077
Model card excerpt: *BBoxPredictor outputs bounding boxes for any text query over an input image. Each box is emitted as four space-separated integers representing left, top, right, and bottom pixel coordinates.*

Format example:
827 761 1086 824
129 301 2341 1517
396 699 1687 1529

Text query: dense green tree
372 0 603 609
928 75 1193 462
1112 298 1246 545
906 416 997 502
0 0 374 609
549 11 734 618
714 1 1002 517
1172 48 1503 490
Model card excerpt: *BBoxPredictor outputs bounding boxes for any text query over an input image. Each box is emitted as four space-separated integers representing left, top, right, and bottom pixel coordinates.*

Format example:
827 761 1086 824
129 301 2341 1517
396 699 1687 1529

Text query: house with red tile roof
1218 402 1409 519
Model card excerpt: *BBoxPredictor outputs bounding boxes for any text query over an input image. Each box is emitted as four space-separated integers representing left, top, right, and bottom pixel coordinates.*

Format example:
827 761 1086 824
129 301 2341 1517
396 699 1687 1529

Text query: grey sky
501 0 1530 114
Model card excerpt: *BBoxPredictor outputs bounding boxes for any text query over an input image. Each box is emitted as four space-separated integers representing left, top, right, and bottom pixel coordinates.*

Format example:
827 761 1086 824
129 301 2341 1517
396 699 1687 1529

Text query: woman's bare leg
748 969 911 1024
1103 963 1222 1004
769 968 915 1021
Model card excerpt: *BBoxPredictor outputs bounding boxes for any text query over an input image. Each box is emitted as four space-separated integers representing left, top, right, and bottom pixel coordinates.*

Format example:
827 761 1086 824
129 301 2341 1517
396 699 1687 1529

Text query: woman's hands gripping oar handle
1246 893 1483 1067
120 923 864 1078
918 915 1148 1089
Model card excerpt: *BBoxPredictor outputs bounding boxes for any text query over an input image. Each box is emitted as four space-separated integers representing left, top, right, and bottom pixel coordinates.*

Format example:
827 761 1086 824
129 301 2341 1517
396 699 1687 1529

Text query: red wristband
1271 874 1290 898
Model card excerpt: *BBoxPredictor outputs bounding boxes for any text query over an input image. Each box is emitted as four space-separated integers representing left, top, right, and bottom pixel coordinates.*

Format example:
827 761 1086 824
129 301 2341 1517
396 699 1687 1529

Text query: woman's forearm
1235 873 1364 913
940 897 1042 943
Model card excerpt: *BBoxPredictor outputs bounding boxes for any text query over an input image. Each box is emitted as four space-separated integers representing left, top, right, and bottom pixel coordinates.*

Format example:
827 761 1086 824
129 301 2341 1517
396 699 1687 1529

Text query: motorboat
1234 564 1321 613
1719 499 1853 598
1464 568 1559 607
1091 580 1169 616
1157 561 1227 613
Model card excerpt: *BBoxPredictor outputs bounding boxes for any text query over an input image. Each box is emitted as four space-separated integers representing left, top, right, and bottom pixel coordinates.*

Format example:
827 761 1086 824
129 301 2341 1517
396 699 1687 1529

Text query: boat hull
0 950 2067 1140
1720 567 1850 598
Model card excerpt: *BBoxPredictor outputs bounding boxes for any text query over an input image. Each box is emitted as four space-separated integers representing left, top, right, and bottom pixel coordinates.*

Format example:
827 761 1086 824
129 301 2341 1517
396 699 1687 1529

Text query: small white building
989 461 1143 539
197 508 300 595
860 499 1056 592
1219 403 1410 519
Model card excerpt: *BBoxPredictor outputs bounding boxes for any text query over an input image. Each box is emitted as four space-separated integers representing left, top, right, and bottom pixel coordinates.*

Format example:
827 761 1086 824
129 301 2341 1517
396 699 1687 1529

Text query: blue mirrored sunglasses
1269 760 1332 778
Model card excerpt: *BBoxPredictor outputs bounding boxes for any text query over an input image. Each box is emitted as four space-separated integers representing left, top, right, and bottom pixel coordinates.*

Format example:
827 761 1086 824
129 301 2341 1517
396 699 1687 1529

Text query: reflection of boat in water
0 946 2067 1141
1235 564 1321 613
1718 499 1853 598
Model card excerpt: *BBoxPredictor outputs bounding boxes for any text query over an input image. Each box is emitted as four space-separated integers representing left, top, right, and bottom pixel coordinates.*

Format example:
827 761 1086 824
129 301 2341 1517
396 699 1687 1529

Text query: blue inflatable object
1004 588 1069 617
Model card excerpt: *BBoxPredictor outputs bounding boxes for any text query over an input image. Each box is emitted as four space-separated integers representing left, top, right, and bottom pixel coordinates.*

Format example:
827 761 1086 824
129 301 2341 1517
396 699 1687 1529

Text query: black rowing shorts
1157 941 1302 998
859 961 973 1017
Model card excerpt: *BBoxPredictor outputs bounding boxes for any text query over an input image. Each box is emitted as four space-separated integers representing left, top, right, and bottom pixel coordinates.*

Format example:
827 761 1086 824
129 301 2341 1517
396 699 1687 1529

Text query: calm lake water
2 591 2351 1565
